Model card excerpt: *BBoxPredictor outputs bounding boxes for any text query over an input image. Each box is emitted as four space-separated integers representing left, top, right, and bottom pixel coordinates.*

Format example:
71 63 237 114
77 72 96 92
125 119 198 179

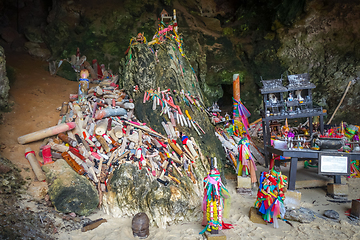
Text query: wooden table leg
334 175 341 184
288 157 298 190
320 114 324 135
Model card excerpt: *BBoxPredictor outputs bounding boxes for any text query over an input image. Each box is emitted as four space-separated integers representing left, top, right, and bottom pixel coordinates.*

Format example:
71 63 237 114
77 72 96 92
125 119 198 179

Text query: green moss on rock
42 159 99 216
56 61 77 81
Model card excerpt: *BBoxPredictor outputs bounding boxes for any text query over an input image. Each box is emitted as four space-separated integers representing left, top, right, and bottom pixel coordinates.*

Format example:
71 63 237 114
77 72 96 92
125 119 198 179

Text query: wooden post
18 122 76 144
233 74 241 122
25 148 46 181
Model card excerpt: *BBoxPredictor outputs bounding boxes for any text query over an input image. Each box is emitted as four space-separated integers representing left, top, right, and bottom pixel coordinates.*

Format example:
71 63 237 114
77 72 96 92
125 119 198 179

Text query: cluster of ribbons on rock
143 88 208 138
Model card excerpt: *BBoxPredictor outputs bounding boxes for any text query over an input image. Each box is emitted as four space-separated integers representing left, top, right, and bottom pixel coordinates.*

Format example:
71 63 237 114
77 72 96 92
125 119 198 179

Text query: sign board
318 153 349 175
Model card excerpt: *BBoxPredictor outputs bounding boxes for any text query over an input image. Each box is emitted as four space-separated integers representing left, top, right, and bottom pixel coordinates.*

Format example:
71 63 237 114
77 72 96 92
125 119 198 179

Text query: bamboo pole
327 80 353 125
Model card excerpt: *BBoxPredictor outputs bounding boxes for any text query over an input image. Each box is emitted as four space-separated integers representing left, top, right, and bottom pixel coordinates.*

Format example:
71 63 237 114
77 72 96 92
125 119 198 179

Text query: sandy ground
2 52 360 240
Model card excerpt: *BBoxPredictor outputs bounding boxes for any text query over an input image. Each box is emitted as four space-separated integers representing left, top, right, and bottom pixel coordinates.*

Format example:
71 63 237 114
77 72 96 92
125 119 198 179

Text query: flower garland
200 161 232 234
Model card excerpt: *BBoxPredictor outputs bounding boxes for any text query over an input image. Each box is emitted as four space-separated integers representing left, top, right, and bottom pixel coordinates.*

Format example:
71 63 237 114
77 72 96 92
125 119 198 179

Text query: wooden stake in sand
25 147 46 181
18 122 76 144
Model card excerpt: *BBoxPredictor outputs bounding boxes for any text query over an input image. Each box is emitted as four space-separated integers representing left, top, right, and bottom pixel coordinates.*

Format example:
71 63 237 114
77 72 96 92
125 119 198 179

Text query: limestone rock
28 47 51 60
42 159 99 216
0 46 10 111
123 42 226 182
10 36 27 52
285 207 317 223
324 210 339 220
102 163 203 228
0 154 24 194
24 42 51 60
276 1 360 124
0 27 20 43
27 182 48 201
24 26 44 43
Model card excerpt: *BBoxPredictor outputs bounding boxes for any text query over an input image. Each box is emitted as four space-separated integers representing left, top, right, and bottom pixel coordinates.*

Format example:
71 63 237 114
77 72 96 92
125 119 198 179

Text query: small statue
269 93 277 104
224 112 230 121
100 64 109 78
207 102 221 113
78 69 89 103
287 93 293 101
132 213 150 239
287 93 294 111
295 90 304 102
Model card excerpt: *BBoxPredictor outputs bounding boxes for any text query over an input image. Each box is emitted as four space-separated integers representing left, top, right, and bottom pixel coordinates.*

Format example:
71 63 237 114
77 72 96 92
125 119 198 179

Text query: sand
2 53 360 240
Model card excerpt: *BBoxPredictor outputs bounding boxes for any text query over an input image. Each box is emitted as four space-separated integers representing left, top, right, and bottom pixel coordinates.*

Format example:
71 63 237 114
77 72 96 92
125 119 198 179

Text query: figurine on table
287 93 293 101
295 90 304 102
269 93 278 104
287 93 294 111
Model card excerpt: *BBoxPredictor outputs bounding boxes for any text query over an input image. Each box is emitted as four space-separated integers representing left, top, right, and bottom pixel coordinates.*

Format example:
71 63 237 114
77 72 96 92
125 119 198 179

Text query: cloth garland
232 98 251 136
254 168 288 228
200 168 232 234
237 137 257 176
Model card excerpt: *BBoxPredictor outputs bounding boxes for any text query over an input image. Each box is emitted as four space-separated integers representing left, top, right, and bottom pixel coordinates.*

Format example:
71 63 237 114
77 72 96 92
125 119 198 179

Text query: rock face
276 1 360 124
103 163 203 228
0 155 53 239
0 155 24 194
285 207 317 223
55 61 77 81
0 46 10 112
126 42 225 161
42 159 99 216
324 210 339 220
103 41 226 228
122 41 226 178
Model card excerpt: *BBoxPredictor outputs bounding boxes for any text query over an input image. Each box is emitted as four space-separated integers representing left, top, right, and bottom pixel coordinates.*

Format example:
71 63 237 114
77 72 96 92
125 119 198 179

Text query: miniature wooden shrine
260 73 326 167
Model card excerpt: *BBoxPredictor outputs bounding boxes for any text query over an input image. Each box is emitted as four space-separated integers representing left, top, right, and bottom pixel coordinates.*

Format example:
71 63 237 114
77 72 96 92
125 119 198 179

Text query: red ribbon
25 151 36 158
222 221 234 229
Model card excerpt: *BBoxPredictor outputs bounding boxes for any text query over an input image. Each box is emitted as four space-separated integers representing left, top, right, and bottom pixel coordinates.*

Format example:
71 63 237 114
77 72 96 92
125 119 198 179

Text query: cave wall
276 0 360 124
1 0 359 124
0 46 9 112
